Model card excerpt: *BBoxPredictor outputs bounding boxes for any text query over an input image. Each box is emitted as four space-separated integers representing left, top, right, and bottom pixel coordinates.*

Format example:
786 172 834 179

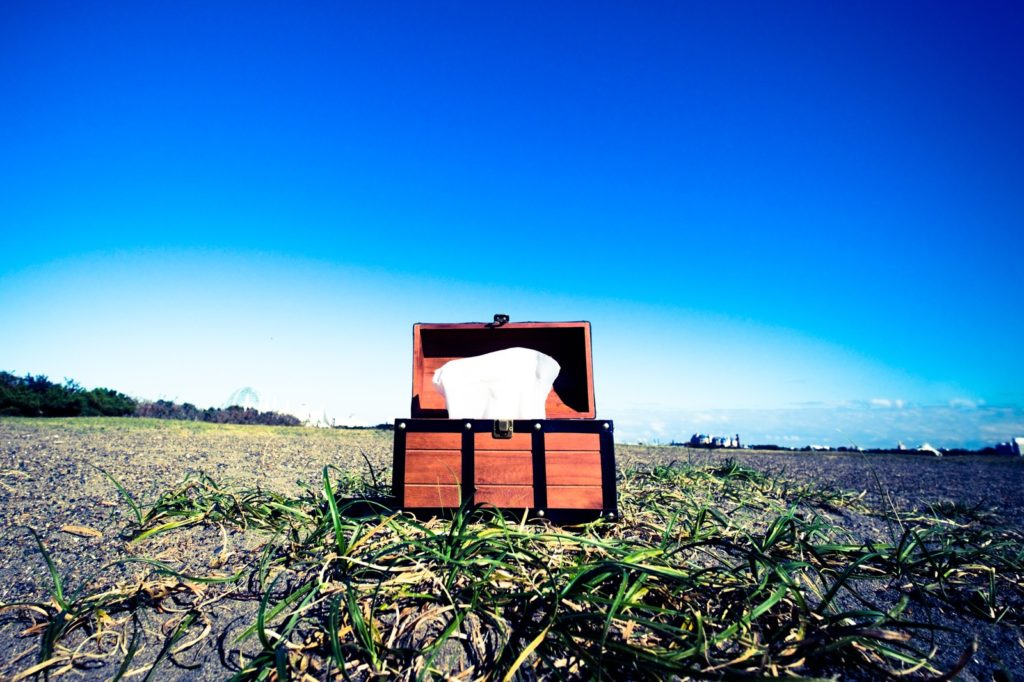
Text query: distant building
996 438 1024 456
689 433 741 449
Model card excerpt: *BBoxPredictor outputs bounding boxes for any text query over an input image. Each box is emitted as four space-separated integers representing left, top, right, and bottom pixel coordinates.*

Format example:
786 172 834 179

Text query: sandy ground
1 418 1021 680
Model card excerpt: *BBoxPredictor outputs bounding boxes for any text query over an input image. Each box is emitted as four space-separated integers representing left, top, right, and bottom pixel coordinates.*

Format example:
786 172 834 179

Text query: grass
0 416 309 436
2 457 1022 680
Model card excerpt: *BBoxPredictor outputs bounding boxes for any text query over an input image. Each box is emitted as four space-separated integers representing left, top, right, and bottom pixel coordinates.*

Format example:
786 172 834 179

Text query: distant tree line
136 399 301 426
0 372 136 417
333 423 395 431
1 371 301 426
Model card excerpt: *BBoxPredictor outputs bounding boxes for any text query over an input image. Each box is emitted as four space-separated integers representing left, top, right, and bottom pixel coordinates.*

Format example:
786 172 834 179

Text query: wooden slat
415 358 448 411
406 432 462 450
475 485 534 508
474 433 532 451
413 324 425 410
423 357 458 372
404 451 461 484
416 357 457 410
544 392 572 414
404 485 460 508
547 485 603 509
415 390 447 410
546 452 602 486
475 452 532 485
545 433 601 451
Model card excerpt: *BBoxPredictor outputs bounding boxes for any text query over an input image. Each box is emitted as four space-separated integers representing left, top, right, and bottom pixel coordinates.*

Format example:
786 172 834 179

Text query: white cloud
949 398 982 410
611 404 1024 449
762 434 803 444
690 412 731 425
869 398 905 409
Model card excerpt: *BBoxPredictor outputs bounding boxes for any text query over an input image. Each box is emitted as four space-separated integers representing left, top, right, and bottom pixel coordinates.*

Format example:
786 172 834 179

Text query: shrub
0 372 136 417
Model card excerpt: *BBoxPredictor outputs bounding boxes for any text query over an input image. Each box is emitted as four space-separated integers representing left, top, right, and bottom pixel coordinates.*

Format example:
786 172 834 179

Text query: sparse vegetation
1 420 1021 680
135 399 301 427
0 371 301 425
0 372 136 417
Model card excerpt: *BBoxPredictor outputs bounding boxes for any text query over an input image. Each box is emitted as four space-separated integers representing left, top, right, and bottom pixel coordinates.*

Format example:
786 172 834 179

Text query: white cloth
433 347 560 419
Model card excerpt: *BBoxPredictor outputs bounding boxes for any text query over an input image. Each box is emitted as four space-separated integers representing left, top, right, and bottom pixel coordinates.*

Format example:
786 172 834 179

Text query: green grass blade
92 464 144 526
324 466 346 553
142 610 197 682
26 528 67 611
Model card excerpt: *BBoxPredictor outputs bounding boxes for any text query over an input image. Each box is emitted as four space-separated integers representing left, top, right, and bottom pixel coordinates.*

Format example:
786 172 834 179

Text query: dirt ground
1 418 1021 680
0 418 396 681
616 445 1024 528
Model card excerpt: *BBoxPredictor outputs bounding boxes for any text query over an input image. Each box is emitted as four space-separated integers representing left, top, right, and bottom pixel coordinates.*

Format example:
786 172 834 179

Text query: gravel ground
1 418 1021 680
0 418 393 681
624 443 1024 681
617 444 1024 527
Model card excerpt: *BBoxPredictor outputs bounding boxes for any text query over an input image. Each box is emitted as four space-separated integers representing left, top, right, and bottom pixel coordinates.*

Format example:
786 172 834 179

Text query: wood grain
475 485 534 508
406 432 462 450
547 485 603 509
475 451 533 485
545 433 601 451
474 433 532 451
404 484 460 508
404 451 461 484
546 452 602 486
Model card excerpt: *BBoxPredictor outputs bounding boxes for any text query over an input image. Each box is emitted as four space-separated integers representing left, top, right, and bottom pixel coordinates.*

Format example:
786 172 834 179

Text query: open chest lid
411 317 596 419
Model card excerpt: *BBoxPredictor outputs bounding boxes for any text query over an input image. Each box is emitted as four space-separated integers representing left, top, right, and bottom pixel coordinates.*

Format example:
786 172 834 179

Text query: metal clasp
493 419 514 439
486 313 510 328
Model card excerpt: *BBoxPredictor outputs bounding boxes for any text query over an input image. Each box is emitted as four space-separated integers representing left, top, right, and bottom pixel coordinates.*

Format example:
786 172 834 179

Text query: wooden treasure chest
392 316 617 520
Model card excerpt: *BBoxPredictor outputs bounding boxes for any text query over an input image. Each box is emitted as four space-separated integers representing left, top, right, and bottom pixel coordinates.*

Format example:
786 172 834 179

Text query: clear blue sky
2 1 1022 447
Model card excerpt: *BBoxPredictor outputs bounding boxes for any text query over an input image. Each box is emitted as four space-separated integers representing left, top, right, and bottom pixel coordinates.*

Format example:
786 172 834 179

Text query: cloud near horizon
614 403 1024 450
869 398 906 409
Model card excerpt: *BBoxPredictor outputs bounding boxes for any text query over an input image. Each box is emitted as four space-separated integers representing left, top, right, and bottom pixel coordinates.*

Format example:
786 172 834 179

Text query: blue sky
2 2 1022 447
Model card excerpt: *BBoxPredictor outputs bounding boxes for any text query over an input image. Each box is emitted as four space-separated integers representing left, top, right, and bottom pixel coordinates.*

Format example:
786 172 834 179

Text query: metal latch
486 313 509 328
492 419 514 439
